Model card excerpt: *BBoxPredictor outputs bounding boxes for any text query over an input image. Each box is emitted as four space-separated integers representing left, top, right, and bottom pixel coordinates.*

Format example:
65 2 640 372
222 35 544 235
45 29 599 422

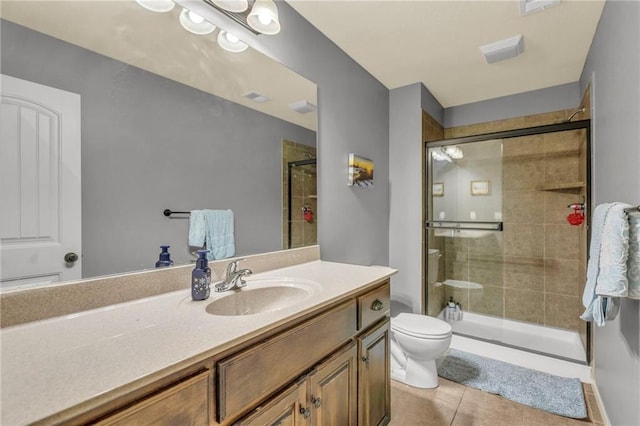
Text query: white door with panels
0 74 81 289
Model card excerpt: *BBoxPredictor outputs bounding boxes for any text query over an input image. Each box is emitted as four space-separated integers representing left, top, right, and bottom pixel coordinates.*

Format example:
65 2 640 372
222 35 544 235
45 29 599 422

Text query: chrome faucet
214 259 253 292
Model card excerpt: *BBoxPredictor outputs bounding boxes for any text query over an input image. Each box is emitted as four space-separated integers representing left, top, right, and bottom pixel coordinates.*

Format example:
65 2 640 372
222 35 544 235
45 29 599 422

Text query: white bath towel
581 203 631 326
627 211 640 299
595 203 632 297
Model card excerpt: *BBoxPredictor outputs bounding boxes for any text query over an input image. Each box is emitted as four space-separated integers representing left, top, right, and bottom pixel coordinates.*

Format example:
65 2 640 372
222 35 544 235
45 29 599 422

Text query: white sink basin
205 278 320 316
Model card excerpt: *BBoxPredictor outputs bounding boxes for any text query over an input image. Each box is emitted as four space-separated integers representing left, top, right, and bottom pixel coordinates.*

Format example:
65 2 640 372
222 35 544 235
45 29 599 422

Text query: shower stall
425 121 590 364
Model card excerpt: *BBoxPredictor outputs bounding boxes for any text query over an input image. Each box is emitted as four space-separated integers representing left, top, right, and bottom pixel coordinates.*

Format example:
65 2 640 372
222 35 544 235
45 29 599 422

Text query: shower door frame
423 119 592 363
287 158 317 249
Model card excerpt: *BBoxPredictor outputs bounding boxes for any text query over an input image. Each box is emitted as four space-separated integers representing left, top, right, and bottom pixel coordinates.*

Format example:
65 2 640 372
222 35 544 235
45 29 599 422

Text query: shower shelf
538 181 584 192
440 279 483 290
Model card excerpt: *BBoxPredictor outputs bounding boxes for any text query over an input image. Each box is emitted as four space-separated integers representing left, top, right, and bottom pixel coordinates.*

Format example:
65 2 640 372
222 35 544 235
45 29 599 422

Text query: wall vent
242 91 270 103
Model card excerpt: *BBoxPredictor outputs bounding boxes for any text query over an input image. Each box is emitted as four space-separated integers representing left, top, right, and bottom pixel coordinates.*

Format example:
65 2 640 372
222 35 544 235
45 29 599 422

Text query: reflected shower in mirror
0 0 317 286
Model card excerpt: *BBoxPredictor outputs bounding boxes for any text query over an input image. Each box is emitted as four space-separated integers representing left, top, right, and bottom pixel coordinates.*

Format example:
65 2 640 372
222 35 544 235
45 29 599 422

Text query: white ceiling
1 0 318 130
287 0 606 107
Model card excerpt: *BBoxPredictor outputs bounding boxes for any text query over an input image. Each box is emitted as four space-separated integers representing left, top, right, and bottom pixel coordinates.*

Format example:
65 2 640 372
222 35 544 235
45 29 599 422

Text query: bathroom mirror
0 1 317 285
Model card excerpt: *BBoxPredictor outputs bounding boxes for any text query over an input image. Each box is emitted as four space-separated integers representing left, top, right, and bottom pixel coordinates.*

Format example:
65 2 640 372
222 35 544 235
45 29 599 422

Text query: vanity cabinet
234 379 308 426
59 280 391 426
236 343 358 426
94 369 211 426
357 319 391 426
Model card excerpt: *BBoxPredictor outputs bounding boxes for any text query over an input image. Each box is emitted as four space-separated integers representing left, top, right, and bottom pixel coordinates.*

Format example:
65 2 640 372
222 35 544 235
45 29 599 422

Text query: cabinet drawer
95 370 210 426
218 300 357 422
358 281 390 331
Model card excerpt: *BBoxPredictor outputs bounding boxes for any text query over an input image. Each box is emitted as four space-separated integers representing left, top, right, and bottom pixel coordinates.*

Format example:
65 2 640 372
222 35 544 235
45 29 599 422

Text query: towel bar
425 220 503 231
624 205 640 213
163 209 190 217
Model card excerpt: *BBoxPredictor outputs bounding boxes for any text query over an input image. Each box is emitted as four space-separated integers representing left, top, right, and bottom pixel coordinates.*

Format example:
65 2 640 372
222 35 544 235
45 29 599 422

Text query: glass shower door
426 126 589 364
426 139 505 339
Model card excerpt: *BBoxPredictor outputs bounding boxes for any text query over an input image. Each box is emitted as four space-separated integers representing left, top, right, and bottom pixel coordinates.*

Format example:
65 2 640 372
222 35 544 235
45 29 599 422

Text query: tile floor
389 379 604 426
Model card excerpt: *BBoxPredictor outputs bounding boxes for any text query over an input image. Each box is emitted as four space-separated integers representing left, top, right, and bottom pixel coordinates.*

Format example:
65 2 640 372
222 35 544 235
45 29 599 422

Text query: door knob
64 252 79 264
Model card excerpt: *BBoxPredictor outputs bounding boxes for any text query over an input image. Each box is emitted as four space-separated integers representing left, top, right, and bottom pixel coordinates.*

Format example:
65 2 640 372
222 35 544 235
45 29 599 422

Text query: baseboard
590 380 611 426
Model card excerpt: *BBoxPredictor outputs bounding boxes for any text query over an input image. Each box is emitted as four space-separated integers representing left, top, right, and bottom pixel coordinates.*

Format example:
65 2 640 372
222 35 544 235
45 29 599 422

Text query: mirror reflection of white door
0 74 81 289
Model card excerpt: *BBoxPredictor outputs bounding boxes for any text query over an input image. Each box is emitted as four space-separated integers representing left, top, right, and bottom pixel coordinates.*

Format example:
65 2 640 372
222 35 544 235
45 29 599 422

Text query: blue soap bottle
192 250 211 301
155 245 174 268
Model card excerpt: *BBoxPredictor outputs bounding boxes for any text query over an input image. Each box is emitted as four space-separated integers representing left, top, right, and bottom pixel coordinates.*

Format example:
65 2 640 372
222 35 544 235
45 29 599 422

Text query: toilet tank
427 249 440 285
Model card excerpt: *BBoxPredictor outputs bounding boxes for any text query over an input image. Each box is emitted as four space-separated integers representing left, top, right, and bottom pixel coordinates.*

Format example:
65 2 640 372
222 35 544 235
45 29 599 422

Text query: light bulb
258 13 272 25
179 8 216 35
217 31 248 52
135 0 175 13
187 10 204 24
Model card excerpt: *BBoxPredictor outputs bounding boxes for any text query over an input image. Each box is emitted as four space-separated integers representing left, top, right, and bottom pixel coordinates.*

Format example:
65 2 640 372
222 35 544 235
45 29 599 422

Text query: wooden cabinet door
95 370 210 426
308 343 357 426
357 319 390 426
234 380 309 426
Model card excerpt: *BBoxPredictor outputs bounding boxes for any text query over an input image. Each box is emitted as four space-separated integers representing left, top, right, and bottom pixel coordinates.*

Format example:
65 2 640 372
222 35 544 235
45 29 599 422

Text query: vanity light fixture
135 0 281 52
212 0 249 13
247 0 281 35
444 145 464 159
134 0 175 13
179 8 217 35
218 30 249 52
431 148 452 163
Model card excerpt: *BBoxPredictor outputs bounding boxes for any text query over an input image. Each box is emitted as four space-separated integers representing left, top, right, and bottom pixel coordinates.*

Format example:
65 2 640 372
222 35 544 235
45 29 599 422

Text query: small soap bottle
155 245 174 268
192 250 211 301
455 303 462 321
447 297 456 322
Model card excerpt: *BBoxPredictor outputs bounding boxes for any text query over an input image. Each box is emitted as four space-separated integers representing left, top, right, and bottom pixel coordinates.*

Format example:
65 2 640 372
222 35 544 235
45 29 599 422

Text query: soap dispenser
192 250 211 301
155 245 174 268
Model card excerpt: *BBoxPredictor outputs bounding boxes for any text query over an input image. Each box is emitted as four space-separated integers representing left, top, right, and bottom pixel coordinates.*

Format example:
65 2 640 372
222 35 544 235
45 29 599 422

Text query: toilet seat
391 313 452 339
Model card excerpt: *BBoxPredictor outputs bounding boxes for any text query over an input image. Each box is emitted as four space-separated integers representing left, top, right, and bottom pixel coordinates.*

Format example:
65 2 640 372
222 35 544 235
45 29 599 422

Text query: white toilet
390 249 452 389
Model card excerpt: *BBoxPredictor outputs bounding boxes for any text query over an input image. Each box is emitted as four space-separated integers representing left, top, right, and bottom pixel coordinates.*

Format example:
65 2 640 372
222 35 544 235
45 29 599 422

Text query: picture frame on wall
433 182 444 196
471 180 490 195
348 153 374 187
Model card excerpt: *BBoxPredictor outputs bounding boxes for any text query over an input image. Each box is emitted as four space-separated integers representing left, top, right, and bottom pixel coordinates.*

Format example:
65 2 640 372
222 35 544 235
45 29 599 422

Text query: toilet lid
392 313 452 338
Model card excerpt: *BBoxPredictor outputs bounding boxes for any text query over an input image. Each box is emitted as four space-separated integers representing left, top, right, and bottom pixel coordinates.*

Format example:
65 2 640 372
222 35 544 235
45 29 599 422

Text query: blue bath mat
438 349 587 419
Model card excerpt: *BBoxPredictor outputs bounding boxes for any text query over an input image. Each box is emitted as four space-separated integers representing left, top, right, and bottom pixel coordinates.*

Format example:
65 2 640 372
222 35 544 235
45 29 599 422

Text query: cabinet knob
371 299 384 311
362 356 369 364
300 407 311 419
64 252 79 264
312 396 322 408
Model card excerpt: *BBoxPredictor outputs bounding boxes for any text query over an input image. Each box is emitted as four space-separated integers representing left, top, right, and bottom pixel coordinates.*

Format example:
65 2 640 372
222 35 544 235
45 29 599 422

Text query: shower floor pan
438 310 587 364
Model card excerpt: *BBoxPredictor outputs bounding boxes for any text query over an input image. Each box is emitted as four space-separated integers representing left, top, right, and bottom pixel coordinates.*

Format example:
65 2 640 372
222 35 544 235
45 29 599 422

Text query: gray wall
444 82 581 128
580 1 640 424
389 83 424 311
247 2 391 266
1 20 316 278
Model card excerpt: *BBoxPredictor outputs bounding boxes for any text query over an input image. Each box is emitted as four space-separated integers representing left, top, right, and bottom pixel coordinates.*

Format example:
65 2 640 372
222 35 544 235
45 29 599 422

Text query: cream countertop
0 260 396 425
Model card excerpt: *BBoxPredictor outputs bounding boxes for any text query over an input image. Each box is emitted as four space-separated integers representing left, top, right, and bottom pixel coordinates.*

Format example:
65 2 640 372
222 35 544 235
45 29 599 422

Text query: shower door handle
425 220 503 231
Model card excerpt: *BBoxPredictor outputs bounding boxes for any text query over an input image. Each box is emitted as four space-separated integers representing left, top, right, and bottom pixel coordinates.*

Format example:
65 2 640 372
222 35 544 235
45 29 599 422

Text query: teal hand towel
203 209 235 261
188 210 206 247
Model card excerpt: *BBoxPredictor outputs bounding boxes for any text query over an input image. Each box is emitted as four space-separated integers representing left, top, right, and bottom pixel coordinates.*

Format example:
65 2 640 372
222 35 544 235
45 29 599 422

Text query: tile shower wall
439 129 586 331
503 129 585 330
282 140 317 249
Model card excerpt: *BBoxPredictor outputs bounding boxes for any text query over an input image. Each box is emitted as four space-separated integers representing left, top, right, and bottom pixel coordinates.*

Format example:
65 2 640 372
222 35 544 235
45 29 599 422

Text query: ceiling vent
520 0 561 16
480 35 524 64
241 91 270 103
288 100 317 114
